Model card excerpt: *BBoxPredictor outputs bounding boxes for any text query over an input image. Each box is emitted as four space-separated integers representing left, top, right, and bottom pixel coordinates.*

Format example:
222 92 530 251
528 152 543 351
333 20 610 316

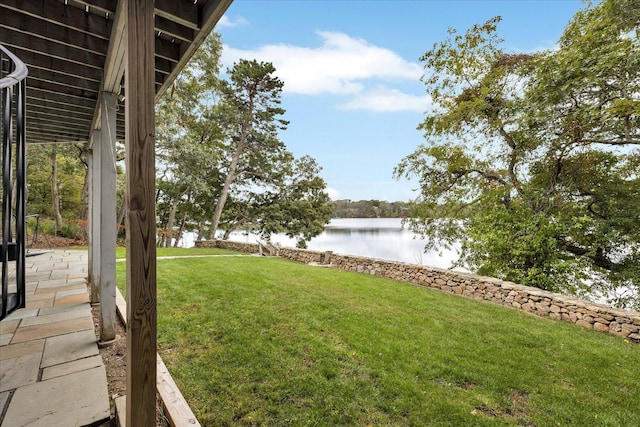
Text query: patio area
0 249 110 426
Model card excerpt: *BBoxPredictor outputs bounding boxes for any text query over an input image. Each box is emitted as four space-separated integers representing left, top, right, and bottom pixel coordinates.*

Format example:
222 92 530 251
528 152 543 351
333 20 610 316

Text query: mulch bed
91 290 168 425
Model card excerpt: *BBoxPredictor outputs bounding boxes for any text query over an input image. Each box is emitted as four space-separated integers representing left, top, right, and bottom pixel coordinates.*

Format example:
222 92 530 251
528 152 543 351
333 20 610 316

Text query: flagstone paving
0 250 110 426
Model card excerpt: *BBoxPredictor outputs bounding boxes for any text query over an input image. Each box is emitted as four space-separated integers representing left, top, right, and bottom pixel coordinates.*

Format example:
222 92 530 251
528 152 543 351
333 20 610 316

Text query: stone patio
0 250 110 426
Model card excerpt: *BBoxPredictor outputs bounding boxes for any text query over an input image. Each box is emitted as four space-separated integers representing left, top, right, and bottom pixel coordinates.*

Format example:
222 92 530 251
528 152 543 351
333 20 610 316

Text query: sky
215 0 586 202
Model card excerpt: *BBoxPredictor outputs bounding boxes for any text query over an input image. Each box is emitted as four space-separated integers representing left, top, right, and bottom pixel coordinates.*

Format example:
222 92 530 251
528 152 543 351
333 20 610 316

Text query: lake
181 218 460 269
178 218 627 307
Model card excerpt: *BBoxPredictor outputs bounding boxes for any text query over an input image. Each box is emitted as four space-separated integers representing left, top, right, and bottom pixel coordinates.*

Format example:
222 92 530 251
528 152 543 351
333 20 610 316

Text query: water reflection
225 218 461 270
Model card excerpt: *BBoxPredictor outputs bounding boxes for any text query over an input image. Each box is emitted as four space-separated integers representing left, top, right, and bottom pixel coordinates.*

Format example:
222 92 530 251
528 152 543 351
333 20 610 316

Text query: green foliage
32 217 84 239
257 155 334 247
117 256 640 425
26 144 87 222
395 0 640 308
155 33 226 245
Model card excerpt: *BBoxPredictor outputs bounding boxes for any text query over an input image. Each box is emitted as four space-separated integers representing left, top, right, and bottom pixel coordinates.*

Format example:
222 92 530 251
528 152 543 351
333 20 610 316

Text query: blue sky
216 0 586 202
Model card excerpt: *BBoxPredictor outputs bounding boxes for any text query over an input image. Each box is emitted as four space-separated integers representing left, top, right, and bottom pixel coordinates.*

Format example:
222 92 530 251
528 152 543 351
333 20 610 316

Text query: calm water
181 218 460 269
180 220 629 307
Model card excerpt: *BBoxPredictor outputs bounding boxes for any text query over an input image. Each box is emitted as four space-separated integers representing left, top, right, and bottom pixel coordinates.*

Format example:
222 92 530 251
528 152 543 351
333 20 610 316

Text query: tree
257 155 334 248
155 42 331 247
209 59 289 238
212 154 333 248
394 0 640 308
50 145 63 229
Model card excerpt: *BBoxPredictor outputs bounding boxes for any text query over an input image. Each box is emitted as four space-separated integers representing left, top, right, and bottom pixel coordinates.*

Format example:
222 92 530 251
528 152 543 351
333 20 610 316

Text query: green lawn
116 255 640 426
115 246 241 259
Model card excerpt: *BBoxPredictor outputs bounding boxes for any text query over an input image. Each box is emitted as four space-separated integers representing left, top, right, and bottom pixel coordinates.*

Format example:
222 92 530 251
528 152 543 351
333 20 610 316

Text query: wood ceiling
0 0 232 143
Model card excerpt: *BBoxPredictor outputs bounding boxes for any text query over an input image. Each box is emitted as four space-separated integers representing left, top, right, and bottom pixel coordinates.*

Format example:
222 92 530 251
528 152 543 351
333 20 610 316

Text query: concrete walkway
0 250 110 426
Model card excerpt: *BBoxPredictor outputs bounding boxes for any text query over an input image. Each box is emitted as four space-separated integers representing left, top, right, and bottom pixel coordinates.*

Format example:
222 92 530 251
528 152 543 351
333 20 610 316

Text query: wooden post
125 0 157 425
98 92 118 342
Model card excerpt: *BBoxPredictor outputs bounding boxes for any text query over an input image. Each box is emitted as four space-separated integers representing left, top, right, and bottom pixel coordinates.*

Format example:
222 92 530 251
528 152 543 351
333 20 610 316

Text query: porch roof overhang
0 0 232 144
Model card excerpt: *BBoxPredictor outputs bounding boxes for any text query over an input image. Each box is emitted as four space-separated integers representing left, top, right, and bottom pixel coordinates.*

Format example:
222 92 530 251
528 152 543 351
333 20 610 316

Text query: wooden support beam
24 65 101 91
26 135 88 144
1 46 104 83
154 0 200 30
125 0 157 425
101 0 126 94
28 119 90 134
27 104 94 122
155 0 234 100
0 10 109 57
155 37 182 64
1 34 105 70
27 126 88 141
1 0 112 40
26 89 96 110
27 78 99 101
68 0 116 16
155 15 195 44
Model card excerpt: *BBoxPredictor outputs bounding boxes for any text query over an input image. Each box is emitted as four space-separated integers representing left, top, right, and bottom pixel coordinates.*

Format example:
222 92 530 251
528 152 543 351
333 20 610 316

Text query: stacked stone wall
278 247 333 264
194 239 260 254
193 240 640 343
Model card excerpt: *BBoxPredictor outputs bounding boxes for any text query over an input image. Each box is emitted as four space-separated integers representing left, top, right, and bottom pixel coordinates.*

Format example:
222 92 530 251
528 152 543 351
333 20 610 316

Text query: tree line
332 199 410 218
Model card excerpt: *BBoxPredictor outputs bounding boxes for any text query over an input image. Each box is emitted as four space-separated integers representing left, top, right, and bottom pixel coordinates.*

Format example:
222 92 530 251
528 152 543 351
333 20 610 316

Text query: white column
89 128 101 304
98 92 118 342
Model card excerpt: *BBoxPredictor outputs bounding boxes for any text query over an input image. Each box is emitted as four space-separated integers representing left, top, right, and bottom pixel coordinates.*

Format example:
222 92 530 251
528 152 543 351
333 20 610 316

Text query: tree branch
582 139 640 145
560 240 615 271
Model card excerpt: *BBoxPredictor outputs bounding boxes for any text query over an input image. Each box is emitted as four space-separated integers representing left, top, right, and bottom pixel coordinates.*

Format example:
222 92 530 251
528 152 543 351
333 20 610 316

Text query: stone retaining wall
195 239 260 254
194 240 640 343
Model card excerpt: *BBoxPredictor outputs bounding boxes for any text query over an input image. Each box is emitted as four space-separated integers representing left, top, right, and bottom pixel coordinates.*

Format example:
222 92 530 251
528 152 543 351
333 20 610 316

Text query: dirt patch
27 231 87 249
92 305 126 426
507 389 531 419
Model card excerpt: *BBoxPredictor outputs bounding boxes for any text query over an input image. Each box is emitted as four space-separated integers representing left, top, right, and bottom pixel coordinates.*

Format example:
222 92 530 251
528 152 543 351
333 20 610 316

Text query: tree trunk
222 226 235 240
117 191 127 231
77 143 90 223
164 196 179 248
79 167 89 221
197 218 206 241
50 145 63 230
210 136 246 237
173 211 187 248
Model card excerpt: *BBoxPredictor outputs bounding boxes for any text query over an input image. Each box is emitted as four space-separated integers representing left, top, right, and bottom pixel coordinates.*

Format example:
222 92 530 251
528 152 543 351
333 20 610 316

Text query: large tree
155 33 225 246
155 41 331 246
254 155 334 248
395 0 640 308
209 59 289 238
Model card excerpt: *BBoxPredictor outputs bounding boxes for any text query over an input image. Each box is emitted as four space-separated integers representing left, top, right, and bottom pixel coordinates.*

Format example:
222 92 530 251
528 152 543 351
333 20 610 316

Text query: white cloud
217 15 249 28
324 187 342 200
221 31 422 96
338 86 432 113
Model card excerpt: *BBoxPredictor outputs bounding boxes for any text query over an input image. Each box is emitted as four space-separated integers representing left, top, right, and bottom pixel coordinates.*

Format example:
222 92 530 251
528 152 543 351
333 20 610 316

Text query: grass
116 255 640 426
114 246 241 259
